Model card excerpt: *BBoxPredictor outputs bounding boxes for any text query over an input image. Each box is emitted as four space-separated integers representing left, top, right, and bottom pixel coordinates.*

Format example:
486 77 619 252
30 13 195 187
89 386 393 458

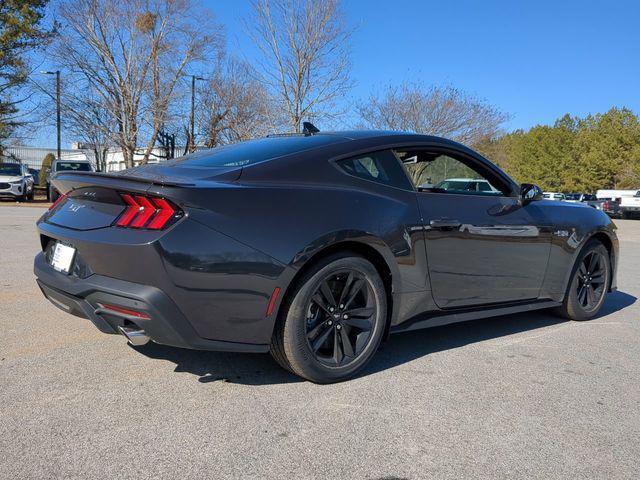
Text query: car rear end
620 192 640 218
34 169 286 353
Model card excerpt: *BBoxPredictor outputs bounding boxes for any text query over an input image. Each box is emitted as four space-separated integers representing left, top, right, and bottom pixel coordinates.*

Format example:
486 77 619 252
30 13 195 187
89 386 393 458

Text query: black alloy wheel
271 253 386 383
575 250 607 311
305 269 376 367
554 239 610 321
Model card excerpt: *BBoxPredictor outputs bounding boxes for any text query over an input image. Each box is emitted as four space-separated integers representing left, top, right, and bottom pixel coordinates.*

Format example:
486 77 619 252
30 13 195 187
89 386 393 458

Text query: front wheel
271 253 387 383
554 240 610 321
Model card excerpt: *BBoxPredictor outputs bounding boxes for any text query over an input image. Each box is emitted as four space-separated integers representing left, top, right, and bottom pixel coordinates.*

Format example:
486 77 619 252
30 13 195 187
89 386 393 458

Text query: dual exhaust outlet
117 325 150 346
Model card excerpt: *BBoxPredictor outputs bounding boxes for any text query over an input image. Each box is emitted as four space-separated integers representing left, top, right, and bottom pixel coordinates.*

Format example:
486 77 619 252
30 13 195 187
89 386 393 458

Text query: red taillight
116 194 141 227
48 193 67 211
97 303 150 320
115 193 180 230
147 198 176 230
130 195 156 228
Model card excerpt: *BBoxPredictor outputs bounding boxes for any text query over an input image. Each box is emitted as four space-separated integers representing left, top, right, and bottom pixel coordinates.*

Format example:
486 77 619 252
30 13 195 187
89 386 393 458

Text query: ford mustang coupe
34 131 618 383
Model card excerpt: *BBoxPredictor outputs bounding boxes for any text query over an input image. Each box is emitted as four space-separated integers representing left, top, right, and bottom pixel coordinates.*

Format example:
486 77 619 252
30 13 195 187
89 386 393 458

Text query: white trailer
596 189 639 201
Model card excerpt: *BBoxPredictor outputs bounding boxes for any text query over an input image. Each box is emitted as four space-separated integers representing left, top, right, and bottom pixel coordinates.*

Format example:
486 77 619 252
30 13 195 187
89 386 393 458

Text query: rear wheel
271 253 387 383
554 240 610 321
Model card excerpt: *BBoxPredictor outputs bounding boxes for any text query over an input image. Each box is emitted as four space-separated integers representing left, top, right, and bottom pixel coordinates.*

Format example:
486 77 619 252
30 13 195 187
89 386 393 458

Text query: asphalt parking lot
1 205 639 479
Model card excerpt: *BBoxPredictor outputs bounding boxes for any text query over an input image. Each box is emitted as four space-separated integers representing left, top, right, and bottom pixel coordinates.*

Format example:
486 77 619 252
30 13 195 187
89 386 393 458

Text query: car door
396 147 552 309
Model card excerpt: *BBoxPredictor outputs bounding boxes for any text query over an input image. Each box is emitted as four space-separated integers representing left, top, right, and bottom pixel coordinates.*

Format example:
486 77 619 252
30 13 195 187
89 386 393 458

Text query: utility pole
41 70 62 160
56 70 61 161
189 75 205 153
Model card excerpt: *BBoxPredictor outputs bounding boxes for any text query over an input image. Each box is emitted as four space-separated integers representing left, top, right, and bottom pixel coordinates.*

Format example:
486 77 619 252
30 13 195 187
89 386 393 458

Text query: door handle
429 219 462 229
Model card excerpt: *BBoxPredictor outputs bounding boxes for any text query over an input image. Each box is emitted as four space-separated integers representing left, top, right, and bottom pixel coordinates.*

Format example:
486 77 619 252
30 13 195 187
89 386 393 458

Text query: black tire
271 253 387 383
27 187 34 201
554 240 610 321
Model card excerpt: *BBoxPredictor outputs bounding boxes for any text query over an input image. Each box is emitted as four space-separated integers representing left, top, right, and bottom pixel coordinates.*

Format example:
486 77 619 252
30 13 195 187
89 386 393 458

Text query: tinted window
337 150 413 189
56 162 92 172
397 150 505 196
175 135 345 168
0 164 21 176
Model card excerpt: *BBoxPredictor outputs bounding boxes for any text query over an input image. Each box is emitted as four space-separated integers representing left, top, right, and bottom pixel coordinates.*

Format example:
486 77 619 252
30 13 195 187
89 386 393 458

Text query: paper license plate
51 242 76 274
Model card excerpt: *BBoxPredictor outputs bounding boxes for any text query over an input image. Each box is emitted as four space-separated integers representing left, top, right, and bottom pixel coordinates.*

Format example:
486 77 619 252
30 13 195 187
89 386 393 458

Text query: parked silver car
0 163 35 201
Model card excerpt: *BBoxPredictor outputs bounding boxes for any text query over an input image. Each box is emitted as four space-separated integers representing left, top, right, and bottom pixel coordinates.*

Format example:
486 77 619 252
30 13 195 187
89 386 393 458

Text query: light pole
41 70 61 161
190 75 205 153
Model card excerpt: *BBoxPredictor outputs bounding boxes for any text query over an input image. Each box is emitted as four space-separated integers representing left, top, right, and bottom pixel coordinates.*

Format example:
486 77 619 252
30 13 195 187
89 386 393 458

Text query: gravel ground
1 206 638 479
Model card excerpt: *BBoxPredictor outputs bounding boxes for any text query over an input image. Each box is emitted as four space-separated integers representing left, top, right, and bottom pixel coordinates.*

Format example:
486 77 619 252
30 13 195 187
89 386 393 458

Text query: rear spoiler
52 171 195 188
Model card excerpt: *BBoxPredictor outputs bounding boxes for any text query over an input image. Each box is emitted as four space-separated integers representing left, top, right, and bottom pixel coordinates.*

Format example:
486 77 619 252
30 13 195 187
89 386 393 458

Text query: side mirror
520 183 543 205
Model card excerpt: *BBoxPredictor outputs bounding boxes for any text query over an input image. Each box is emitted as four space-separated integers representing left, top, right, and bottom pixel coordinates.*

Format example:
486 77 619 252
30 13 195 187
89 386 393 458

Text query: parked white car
420 178 501 194
620 190 640 219
542 192 566 201
0 163 34 201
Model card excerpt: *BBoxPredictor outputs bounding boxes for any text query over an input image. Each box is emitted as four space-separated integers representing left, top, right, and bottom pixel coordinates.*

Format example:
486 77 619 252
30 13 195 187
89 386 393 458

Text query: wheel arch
560 229 617 299
274 239 397 340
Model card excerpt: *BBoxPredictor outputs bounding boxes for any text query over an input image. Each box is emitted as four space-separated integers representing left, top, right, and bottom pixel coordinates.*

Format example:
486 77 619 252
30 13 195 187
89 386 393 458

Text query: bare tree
62 89 114 171
53 0 221 168
246 0 353 132
198 59 282 147
357 83 509 145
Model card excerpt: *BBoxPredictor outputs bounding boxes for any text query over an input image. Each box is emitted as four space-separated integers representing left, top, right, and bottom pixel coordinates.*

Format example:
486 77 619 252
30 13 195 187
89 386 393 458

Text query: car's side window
336 150 413 190
394 149 508 196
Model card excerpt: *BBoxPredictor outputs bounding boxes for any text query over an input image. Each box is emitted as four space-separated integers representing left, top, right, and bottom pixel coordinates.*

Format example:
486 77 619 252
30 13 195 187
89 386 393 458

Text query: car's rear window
56 162 92 172
174 135 345 168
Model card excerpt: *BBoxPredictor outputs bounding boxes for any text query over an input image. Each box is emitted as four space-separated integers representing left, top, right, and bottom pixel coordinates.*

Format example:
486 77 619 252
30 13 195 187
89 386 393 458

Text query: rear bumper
34 252 269 353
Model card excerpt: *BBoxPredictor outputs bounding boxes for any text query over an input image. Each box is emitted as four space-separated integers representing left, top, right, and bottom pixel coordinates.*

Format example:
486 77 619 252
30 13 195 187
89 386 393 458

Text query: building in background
2 144 206 174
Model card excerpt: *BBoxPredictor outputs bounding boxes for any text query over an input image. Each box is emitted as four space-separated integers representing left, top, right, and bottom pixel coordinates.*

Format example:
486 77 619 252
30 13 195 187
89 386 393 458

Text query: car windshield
56 162 91 172
0 164 21 176
173 135 346 168
565 193 579 200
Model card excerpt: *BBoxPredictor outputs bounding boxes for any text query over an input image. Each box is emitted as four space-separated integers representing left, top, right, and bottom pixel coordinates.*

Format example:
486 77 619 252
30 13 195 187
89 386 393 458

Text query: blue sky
211 0 640 131
29 0 640 147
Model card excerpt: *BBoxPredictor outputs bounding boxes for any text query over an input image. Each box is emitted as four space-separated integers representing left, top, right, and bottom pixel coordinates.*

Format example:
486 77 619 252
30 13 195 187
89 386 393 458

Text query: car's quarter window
394 149 509 196
336 150 413 190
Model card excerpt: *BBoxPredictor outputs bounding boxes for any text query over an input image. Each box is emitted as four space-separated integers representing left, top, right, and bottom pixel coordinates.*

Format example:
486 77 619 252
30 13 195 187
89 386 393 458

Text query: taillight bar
115 193 180 230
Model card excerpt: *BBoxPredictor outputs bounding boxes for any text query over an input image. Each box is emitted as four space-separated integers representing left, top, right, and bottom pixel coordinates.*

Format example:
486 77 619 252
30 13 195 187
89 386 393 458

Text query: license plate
51 242 76 274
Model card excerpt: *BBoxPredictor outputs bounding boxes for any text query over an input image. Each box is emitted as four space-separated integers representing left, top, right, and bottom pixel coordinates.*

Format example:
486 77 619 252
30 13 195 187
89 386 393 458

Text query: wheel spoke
587 253 599 273
311 293 333 315
343 317 372 331
344 307 375 318
340 328 355 357
578 263 588 277
307 319 327 341
586 286 595 307
311 326 333 352
590 273 605 285
338 272 355 306
319 280 337 308
332 329 343 364
578 285 588 306
343 279 365 309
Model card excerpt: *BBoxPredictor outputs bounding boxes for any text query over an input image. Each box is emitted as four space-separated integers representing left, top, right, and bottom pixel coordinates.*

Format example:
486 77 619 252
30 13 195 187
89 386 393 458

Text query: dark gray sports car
34 131 618 383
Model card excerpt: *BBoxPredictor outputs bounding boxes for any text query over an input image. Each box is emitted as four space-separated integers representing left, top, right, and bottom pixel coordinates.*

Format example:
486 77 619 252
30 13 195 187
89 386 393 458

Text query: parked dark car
600 198 621 218
46 159 94 201
34 131 619 383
